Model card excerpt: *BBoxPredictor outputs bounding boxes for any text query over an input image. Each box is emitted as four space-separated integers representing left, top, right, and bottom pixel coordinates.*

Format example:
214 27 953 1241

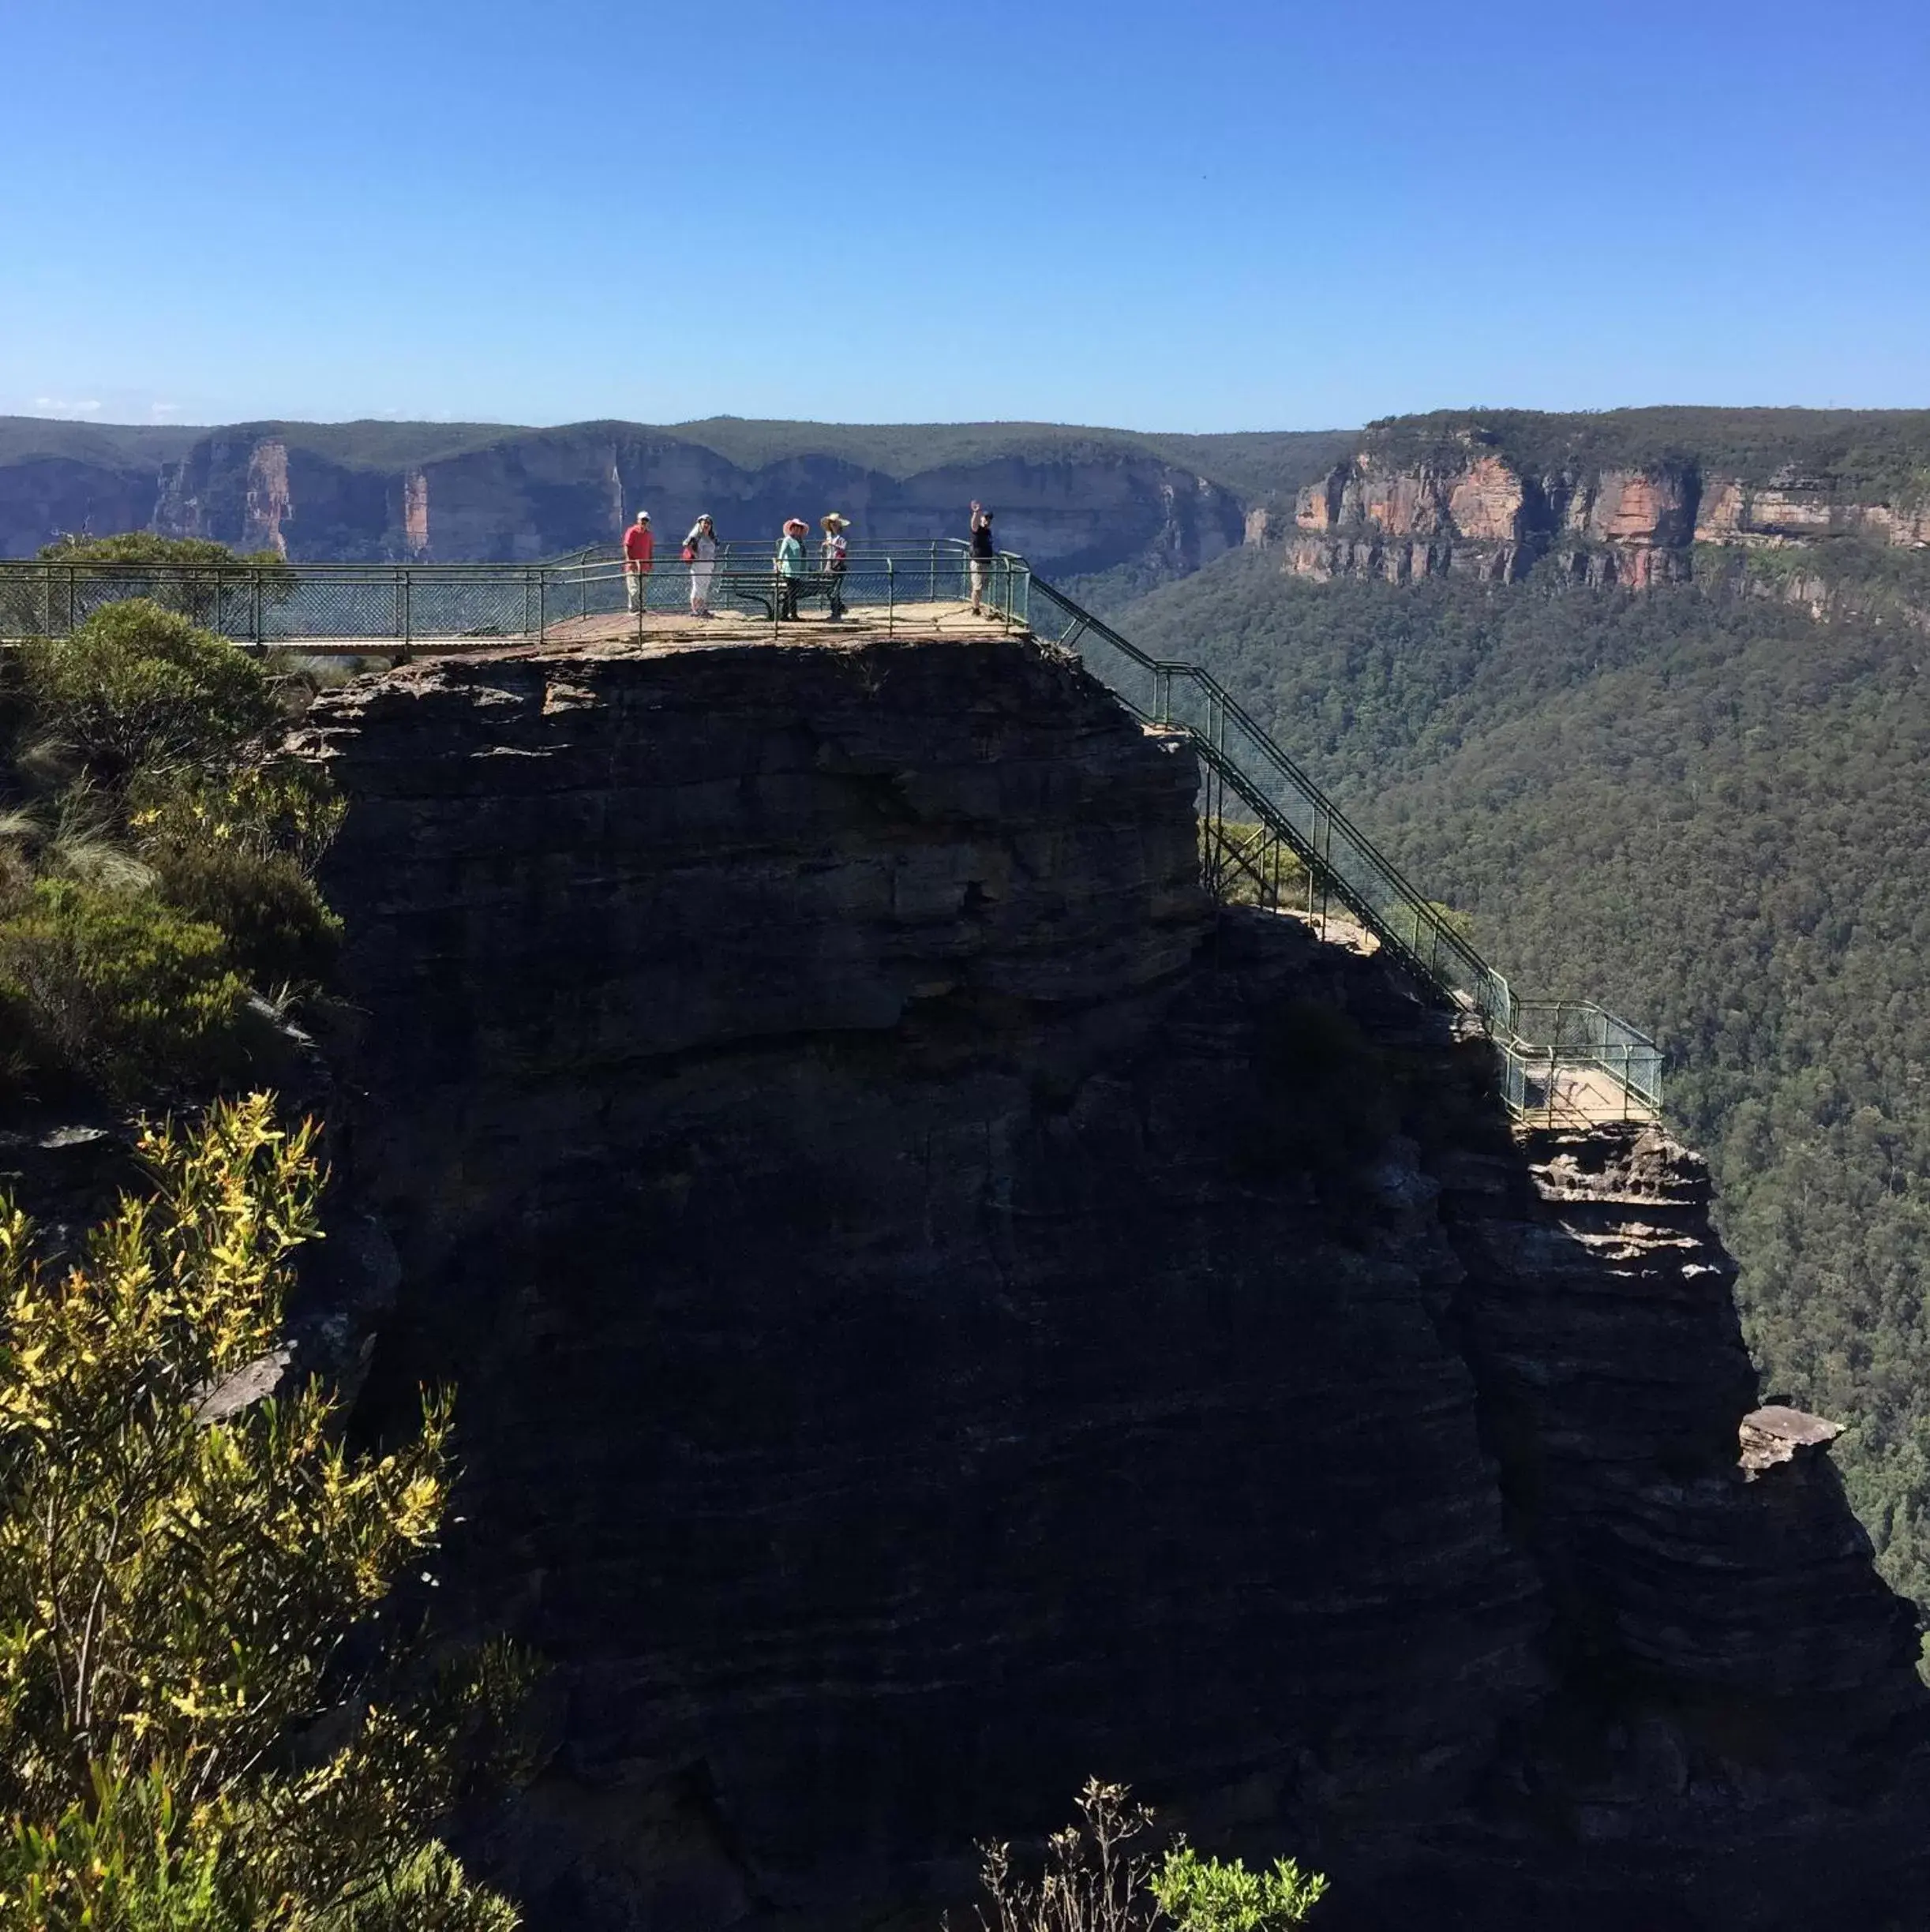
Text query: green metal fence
1500 1001 1664 1123
0 542 1025 649
1015 567 1660 1121
0 537 1655 1119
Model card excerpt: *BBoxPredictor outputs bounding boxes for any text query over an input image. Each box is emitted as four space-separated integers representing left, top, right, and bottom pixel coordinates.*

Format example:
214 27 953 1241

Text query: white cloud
149 402 182 418
30 396 103 416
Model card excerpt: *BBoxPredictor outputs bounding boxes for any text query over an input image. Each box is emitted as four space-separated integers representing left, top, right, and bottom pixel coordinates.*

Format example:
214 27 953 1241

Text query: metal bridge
0 541 1661 1125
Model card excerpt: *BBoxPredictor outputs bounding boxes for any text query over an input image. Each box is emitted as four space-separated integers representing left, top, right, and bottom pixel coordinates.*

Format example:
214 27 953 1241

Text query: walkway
245 601 1016 657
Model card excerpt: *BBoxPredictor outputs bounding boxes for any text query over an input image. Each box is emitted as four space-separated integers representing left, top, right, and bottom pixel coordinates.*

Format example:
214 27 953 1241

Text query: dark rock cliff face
297 635 1930 1931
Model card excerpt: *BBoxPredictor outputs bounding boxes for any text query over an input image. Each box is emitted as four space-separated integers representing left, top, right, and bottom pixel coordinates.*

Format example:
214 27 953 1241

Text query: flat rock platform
275 601 1020 657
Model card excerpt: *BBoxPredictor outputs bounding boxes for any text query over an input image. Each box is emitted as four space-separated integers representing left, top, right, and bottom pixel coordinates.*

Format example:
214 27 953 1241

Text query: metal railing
0 537 1655 1118
1500 1002 1663 1125
0 542 1026 650
1016 571 1660 1121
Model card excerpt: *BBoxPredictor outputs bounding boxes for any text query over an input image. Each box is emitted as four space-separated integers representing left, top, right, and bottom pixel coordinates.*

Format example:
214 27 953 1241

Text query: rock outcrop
295 632 1930 1931
1267 436 1927 596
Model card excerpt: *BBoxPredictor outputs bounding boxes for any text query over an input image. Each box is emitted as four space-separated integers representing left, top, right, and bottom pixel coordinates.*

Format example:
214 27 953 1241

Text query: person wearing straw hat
775 518 808 621
623 510 654 614
819 512 850 622
684 512 718 617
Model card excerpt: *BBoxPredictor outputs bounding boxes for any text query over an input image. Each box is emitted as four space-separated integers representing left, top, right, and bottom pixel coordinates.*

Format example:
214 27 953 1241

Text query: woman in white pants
685 513 719 616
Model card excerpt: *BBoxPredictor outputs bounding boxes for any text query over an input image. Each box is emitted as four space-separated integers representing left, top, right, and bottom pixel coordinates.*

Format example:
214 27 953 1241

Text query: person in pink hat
775 518 808 621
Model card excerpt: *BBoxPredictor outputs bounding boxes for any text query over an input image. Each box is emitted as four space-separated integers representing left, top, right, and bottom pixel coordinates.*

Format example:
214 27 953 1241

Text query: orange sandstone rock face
1861 500 1930 547
401 471 429 556
243 439 293 556
1284 452 1532 582
1696 475 1930 549
1446 454 1527 543
1566 468 1694 548
1294 470 1344 531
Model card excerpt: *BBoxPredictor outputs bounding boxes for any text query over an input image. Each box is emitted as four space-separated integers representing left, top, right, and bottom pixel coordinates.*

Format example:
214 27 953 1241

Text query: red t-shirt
624 526 654 567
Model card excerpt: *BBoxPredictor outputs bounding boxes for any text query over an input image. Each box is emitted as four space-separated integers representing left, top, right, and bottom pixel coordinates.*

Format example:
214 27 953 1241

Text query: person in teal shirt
775 517 808 620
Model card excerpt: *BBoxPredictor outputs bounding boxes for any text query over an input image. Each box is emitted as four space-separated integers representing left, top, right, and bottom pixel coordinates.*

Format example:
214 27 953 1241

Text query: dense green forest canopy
1357 407 1930 503
1117 547 1930 1608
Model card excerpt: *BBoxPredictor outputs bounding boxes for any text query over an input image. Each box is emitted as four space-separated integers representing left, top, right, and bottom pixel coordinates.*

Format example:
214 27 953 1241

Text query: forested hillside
1118 549 1930 1608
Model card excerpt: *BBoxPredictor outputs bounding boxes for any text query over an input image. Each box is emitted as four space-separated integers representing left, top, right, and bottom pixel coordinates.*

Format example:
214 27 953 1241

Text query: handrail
1016 570 1657 1120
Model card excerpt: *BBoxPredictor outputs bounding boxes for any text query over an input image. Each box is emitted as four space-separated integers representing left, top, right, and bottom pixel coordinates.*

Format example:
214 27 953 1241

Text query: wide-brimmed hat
783 517 808 534
821 511 849 530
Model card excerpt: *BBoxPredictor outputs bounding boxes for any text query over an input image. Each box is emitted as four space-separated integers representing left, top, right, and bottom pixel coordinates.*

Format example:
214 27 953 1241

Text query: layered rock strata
1270 444 1924 594
298 634 1930 1930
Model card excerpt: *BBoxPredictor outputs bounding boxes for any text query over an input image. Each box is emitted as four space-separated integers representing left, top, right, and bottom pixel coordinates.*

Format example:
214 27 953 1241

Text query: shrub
127 762 346 989
147 841 342 988
973 1781 1325 1932
31 533 294 634
129 759 345 873
18 601 280 791
0 879 249 1096
0 1095 527 1930
1149 1847 1326 1932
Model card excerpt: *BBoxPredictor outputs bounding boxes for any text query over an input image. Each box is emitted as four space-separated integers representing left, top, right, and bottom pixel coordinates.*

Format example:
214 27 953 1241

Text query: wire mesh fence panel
1027 582 1164 716
271 576 397 641
541 564 628 631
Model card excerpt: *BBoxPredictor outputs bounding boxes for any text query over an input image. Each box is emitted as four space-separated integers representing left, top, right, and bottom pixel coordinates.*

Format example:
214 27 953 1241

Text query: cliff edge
294 631 1930 1930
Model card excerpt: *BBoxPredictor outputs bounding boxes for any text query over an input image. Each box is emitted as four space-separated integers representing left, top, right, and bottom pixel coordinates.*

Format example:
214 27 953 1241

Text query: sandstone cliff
0 420 1257 589
291 631 1930 1931
1257 425 1929 603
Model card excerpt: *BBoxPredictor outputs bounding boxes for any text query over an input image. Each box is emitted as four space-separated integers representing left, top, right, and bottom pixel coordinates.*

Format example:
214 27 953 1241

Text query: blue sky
3 0 1924 431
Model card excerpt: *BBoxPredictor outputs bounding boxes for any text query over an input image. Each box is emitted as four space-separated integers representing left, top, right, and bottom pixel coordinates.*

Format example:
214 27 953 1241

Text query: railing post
66 566 76 635
250 571 263 646
887 557 896 637
402 571 413 646
928 540 936 606
538 569 548 643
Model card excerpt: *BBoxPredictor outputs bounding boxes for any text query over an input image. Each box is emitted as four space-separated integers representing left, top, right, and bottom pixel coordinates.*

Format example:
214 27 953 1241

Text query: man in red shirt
624 511 654 613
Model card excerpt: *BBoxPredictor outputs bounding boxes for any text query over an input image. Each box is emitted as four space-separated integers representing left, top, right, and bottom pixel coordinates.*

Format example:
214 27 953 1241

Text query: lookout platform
245 600 1019 659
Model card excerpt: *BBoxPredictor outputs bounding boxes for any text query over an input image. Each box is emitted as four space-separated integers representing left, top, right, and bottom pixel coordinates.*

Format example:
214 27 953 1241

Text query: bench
718 569 846 622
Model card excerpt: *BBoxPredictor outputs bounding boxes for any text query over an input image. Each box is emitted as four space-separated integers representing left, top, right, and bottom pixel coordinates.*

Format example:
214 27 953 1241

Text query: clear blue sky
4 0 1924 432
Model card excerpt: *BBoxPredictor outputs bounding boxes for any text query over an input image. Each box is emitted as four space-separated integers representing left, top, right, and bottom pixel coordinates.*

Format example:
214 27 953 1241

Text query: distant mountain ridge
6 407 1927 616
0 416 1354 598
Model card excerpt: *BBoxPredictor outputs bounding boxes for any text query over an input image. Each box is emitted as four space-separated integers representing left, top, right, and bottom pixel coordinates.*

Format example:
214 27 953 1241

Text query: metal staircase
1014 568 1662 1124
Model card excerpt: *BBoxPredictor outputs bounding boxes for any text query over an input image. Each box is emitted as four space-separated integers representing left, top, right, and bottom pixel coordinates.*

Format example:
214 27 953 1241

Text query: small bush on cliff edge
972 1780 1325 1932
18 601 281 793
0 1095 530 1930
0 578 347 1097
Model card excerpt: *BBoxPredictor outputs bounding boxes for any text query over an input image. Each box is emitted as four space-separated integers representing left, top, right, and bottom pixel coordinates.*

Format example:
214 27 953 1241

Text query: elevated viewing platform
0 540 1661 1128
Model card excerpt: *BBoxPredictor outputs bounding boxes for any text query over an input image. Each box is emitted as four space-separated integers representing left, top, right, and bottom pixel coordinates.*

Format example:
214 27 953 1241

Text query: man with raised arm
968 500 995 616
